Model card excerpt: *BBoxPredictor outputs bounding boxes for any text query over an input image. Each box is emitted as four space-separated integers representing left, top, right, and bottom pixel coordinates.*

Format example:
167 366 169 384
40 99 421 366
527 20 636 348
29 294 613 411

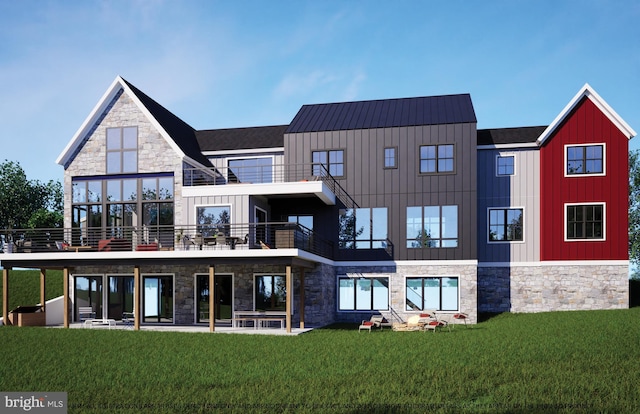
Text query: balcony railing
0 223 333 258
184 163 359 209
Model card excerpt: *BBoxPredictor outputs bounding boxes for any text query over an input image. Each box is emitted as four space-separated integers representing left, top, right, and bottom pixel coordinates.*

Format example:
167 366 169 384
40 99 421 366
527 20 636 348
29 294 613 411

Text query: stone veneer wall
335 263 478 325
69 261 337 327
478 264 629 313
63 90 184 229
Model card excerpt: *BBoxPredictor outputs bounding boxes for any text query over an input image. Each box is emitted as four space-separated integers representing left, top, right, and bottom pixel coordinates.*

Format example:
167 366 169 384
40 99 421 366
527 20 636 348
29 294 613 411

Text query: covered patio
1 248 321 333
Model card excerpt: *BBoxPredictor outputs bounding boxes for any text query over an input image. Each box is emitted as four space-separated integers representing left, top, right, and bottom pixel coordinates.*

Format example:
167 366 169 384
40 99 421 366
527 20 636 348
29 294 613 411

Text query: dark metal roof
285 94 477 133
477 126 547 146
122 78 212 167
196 125 287 151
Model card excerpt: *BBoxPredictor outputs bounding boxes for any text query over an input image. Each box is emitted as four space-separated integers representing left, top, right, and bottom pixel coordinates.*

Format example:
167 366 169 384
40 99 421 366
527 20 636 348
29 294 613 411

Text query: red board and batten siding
540 97 629 261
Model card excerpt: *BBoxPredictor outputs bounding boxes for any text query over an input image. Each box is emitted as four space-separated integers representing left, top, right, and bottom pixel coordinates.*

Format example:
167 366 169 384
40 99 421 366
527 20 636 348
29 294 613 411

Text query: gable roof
56 76 211 169
196 125 287 152
536 83 636 146
285 94 476 134
477 126 547 146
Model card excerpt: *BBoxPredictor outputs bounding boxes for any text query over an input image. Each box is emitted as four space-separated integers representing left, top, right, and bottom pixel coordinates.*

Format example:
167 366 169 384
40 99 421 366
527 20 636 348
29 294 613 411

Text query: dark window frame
488 208 524 242
419 144 455 174
566 204 604 240
566 144 604 176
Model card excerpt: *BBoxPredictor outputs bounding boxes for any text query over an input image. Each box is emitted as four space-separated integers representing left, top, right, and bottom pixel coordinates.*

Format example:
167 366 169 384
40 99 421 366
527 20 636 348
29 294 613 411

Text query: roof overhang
536 83 636 146
182 181 336 205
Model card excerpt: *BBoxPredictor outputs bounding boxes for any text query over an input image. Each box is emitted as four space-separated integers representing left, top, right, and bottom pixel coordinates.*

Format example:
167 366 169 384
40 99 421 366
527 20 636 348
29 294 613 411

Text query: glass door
197 275 233 323
143 276 173 323
108 276 134 320
75 276 102 320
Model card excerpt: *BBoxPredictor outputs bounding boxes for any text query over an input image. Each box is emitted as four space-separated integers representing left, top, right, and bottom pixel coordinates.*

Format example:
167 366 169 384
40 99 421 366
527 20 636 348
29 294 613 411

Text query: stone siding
479 264 629 313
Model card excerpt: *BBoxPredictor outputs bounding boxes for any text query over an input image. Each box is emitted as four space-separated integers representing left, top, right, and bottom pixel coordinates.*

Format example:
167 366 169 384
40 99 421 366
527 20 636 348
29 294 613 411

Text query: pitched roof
196 125 287 151
477 126 547 146
120 78 211 167
57 76 212 169
285 94 476 134
536 83 636 146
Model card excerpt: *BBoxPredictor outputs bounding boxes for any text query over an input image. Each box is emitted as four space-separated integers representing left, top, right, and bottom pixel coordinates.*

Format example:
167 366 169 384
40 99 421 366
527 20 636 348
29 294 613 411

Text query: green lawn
1 308 639 413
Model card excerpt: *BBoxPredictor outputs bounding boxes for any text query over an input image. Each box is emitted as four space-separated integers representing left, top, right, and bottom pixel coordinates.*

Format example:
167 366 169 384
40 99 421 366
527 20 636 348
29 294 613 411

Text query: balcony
183 163 358 209
0 223 333 260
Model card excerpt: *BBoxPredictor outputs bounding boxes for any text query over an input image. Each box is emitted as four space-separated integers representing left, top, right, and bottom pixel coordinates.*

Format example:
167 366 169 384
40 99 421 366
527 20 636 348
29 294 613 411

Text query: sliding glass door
75 276 102 320
143 276 174 323
108 276 134 320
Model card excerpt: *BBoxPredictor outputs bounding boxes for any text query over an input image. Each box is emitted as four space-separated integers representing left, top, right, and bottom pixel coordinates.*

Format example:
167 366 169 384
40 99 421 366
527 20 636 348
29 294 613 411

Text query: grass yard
1 308 639 413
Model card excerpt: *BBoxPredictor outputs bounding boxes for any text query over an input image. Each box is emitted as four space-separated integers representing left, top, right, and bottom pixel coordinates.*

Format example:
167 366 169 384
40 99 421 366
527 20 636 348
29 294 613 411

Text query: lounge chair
358 315 386 332
359 319 376 332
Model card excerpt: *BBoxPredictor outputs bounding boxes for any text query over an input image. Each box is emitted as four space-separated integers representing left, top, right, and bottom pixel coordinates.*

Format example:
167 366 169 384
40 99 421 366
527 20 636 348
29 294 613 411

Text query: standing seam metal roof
285 94 477 134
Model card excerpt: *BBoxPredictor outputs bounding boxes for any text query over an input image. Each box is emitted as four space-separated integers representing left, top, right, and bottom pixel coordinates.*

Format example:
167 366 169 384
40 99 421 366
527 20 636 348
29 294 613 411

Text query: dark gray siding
284 122 477 261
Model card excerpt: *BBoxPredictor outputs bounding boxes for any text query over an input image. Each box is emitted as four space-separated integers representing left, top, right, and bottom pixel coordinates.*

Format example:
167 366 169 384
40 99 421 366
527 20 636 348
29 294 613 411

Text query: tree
0 160 63 230
629 150 640 275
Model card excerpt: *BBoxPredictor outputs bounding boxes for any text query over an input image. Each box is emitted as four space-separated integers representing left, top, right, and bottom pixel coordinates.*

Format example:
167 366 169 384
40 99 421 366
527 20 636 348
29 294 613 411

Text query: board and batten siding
477 148 540 263
180 194 267 232
284 122 477 261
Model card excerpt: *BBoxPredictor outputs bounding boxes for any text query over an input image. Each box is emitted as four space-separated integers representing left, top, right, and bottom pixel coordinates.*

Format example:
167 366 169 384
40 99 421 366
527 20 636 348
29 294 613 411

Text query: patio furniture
78 306 96 321
83 319 117 329
453 312 469 327
392 315 424 332
359 320 375 332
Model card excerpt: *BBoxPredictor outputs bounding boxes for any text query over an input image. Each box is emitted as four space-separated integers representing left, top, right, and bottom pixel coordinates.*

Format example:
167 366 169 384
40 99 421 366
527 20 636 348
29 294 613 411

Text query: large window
196 205 230 237
312 150 344 177
339 207 388 249
566 144 604 175
420 144 454 173
143 275 173 323
566 204 604 240
228 157 273 183
338 276 389 311
72 174 174 247
106 127 138 174
407 205 458 248
489 208 523 242
255 275 285 311
406 277 458 311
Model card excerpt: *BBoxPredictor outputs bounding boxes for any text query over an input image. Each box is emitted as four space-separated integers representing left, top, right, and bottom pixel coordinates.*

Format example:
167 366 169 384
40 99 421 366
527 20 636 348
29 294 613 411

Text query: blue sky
0 0 638 182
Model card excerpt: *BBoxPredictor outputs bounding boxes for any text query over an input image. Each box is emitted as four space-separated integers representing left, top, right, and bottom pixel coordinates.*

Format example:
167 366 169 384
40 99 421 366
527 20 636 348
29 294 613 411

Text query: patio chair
358 319 376 332
423 313 451 333
358 315 385 332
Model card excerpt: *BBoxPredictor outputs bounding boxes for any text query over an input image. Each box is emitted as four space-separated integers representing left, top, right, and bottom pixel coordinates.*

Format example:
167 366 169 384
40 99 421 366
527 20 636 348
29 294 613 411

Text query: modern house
1 77 635 331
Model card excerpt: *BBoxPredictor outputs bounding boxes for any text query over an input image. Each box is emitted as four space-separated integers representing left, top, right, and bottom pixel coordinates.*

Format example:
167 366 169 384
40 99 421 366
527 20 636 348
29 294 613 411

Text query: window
196 205 230 237
288 215 313 230
406 205 458 248
420 144 454 173
489 208 523 242
339 276 389 311
566 144 604 175
406 277 458 311
143 275 173 323
228 157 273 183
255 275 285 311
339 207 388 249
106 127 138 174
566 204 604 240
496 155 515 176
74 276 103 320
312 150 344 177
384 147 397 168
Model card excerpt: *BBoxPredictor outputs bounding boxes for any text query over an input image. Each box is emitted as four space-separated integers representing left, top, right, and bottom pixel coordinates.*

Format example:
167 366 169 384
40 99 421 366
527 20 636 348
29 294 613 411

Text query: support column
286 265 292 333
134 266 140 331
2 268 9 326
63 267 69 328
40 269 46 314
209 265 215 332
299 268 305 329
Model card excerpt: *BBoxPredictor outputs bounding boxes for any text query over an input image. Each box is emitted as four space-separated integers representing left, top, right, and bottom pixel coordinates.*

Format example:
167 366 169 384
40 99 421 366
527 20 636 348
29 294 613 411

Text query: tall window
339 207 388 249
384 147 397 168
566 144 604 175
496 155 515 176
143 275 173 323
489 208 523 242
228 157 273 183
406 277 458 311
106 127 138 174
566 204 604 240
255 275 285 311
75 276 102 320
312 150 344 177
420 144 454 173
406 205 458 248
196 205 231 237
339 276 389 311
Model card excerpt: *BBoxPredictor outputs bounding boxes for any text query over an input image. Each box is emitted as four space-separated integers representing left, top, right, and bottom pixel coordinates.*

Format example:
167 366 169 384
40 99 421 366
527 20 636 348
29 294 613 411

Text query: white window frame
337 274 390 312
564 143 606 177
495 153 516 176
564 202 606 242
404 275 460 313
487 207 525 244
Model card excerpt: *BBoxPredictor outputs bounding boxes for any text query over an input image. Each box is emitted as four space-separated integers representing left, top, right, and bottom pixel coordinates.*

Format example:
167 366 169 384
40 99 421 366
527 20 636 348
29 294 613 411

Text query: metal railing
0 223 334 258
183 163 359 209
